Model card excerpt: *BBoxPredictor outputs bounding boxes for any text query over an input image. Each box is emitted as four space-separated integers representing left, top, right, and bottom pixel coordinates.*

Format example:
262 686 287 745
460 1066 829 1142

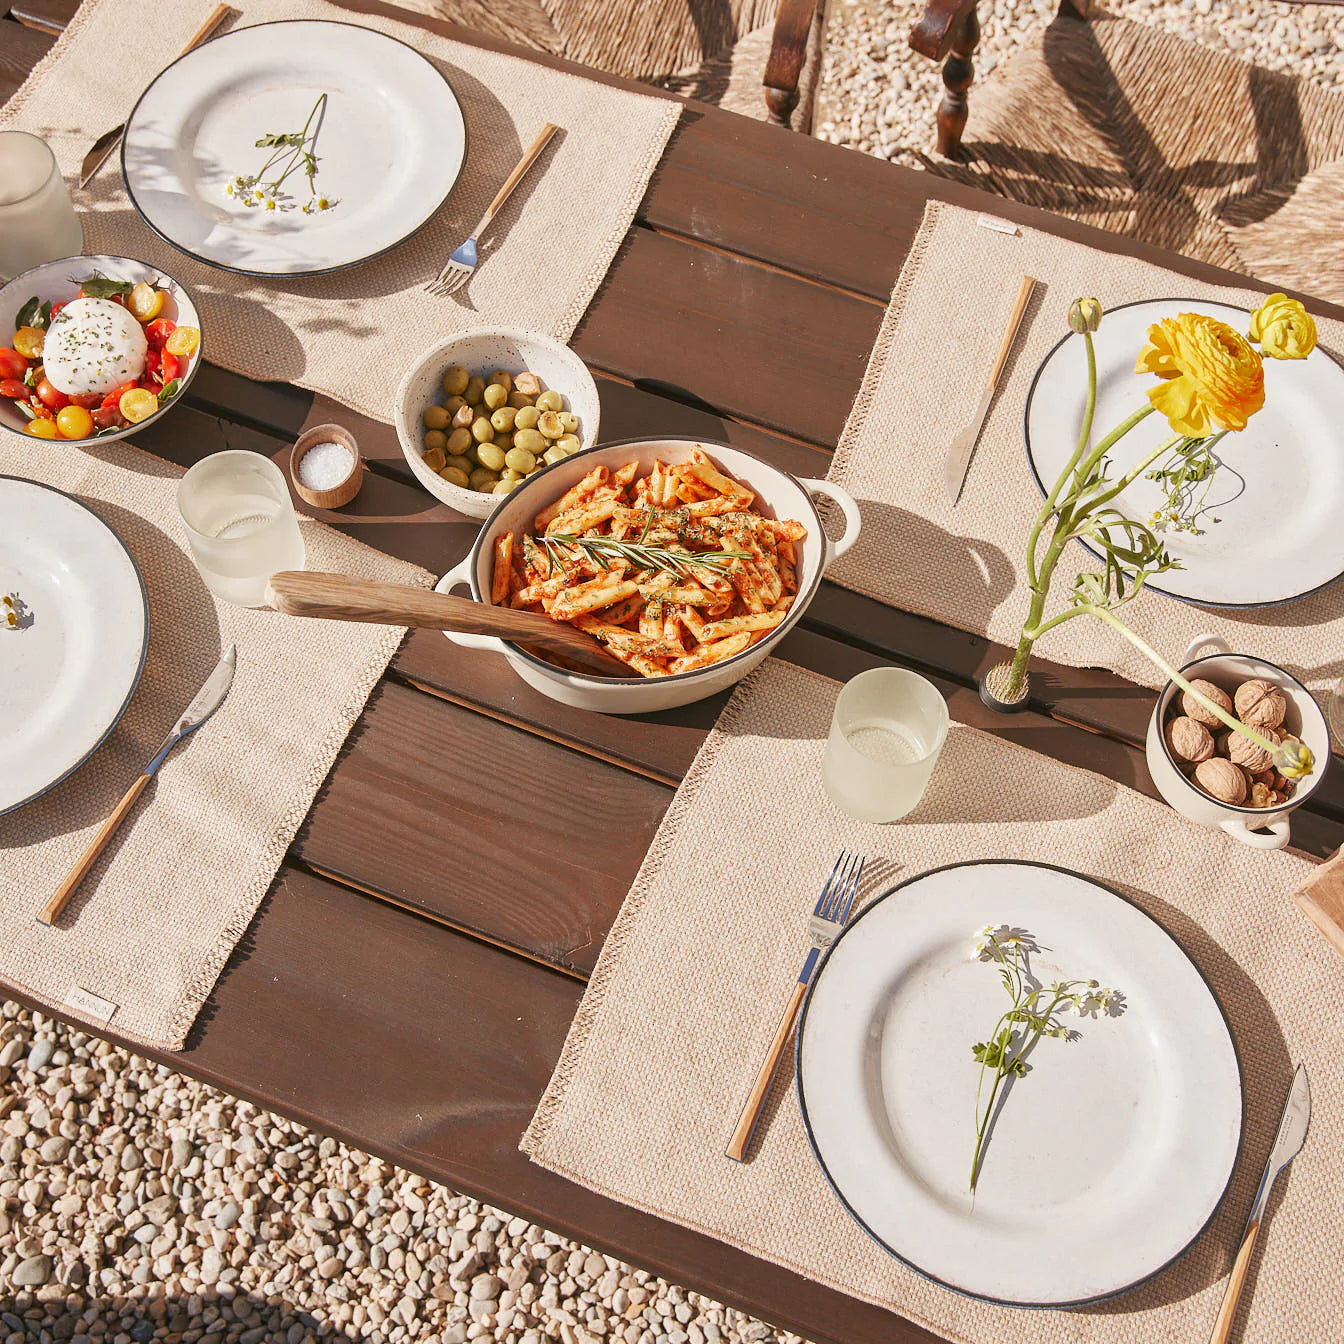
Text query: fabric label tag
63 986 118 1025
977 215 1020 236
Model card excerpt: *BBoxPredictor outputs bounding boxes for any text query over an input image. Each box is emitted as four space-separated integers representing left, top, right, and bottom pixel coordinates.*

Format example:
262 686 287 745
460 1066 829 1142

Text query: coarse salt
298 441 355 490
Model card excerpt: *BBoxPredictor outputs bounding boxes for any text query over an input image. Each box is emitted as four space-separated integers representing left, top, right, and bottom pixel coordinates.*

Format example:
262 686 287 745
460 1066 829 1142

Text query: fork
725 850 866 1161
425 123 559 297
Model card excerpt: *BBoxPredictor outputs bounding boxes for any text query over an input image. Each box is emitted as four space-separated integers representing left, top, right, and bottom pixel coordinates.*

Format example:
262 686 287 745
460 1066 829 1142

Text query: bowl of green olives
394 328 600 519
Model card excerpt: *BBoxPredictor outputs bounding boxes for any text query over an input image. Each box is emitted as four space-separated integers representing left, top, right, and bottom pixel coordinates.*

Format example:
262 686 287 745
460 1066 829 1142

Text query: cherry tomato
102 381 140 409
156 351 179 386
12 327 44 360
165 326 200 358
55 405 94 440
0 378 26 399
48 302 65 322
91 405 125 431
68 390 103 409
0 348 27 381
24 417 58 439
144 348 160 377
35 378 69 411
144 318 176 351
128 283 165 323
119 388 159 423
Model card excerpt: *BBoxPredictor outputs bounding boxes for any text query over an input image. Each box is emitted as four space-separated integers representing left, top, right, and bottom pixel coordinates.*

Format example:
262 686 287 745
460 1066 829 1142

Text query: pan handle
800 479 861 568
436 556 506 655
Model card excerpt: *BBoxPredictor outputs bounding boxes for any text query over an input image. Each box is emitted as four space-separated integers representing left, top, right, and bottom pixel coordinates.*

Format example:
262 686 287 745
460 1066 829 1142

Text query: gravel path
815 0 1344 166
0 1004 804 1344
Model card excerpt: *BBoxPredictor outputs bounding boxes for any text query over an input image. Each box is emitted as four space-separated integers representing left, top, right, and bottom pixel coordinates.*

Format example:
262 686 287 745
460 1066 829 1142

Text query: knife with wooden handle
79 3 233 188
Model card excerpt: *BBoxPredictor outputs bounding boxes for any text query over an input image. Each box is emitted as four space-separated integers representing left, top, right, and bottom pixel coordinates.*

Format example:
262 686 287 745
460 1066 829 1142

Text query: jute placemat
0 439 430 1049
523 658 1342 1344
826 201 1344 698
0 0 679 424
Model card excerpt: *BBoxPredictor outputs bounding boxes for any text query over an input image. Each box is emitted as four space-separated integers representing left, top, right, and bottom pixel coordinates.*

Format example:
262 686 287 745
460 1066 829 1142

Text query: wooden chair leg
763 0 820 129
936 5 979 159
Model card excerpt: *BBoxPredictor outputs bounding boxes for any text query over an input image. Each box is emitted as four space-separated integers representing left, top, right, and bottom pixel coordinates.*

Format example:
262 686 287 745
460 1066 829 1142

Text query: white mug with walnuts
1145 636 1331 850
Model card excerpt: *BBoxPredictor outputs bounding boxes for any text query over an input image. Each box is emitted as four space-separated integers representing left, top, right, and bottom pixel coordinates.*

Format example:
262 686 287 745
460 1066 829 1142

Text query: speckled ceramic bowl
394 328 600 520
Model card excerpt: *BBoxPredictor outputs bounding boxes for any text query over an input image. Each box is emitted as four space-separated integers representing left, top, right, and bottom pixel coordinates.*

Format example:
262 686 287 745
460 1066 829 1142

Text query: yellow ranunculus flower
1135 313 1265 437
1249 292 1317 360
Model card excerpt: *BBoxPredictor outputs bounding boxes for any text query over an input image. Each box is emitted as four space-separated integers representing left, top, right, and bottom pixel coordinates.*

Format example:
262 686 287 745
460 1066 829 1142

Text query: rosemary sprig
540 532 751 579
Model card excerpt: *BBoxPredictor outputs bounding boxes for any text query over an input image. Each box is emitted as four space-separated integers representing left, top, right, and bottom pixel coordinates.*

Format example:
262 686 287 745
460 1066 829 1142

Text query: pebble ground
7 3 1342 1340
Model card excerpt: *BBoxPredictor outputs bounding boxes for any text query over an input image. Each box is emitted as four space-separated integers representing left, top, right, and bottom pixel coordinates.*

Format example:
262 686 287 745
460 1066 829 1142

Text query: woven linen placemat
523 658 1343 1344
826 201 1344 697
0 438 430 1049
0 0 679 424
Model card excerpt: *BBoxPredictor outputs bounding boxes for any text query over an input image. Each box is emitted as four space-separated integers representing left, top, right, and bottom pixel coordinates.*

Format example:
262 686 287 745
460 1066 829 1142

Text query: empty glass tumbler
821 668 949 822
178 451 306 608
0 132 83 280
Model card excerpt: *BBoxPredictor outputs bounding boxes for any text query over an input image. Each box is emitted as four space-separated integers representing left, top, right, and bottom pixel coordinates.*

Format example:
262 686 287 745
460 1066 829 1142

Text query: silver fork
425 123 559 297
725 850 866 1161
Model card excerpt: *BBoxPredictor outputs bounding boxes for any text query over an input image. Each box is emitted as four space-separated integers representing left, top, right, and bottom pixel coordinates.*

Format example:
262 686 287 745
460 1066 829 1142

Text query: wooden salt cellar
290 424 364 510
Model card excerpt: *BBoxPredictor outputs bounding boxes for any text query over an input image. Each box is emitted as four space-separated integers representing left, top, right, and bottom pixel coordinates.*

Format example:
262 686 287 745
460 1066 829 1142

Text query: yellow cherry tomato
119 388 159 423
55 404 94 440
13 326 44 359
128 283 165 323
165 325 200 357
24 417 58 439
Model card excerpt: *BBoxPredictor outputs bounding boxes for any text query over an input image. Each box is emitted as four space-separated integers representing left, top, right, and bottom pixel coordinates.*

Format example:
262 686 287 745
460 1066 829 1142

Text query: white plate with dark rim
0 477 148 815
796 860 1242 1307
122 20 467 277
1024 297 1344 608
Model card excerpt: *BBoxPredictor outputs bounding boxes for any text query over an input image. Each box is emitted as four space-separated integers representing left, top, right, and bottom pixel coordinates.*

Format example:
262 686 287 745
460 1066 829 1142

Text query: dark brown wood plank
0 17 51 97
10 0 73 33
0 865 940 1344
293 681 672 978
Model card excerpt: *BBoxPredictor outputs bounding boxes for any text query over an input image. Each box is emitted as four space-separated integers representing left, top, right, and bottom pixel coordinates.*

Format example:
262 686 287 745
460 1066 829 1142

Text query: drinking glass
822 668 949 823
0 132 84 281
178 451 306 607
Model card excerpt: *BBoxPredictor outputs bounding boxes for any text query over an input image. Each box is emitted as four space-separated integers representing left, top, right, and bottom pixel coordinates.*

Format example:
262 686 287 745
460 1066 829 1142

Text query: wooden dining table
4 2 1344 1341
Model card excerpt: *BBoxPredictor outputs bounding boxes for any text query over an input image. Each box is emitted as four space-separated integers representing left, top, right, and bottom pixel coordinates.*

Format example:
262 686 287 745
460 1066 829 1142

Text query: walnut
1181 678 1234 729
1165 715 1215 763
1250 781 1280 809
1226 727 1279 774
1194 757 1248 805
1234 678 1286 731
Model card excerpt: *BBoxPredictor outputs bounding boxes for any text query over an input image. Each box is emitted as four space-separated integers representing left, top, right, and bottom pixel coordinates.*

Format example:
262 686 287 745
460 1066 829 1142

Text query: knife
943 273 1038 505
37 644 237 926
1208 1062 1311 1344
79 3 233 189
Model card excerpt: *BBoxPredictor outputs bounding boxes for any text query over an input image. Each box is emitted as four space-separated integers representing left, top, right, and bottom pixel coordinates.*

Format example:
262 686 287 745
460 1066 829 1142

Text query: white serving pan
436 438 860 713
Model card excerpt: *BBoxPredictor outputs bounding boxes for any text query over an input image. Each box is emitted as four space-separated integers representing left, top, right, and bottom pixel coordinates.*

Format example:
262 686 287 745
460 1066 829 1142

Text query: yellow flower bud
1249 293 1317 361
1069 298 1102 334
1274 737 1315 781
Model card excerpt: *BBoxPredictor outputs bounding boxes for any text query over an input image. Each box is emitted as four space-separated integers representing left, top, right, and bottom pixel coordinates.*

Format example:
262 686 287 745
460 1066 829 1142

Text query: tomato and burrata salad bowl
0 254 203 447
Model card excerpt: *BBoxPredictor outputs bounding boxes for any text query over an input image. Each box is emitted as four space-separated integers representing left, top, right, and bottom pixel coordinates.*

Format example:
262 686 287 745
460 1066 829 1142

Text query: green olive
537 411 564 440
424 428 447 453
443 395 467 417
513 427 545 454
475 442 506 472
513 405 540 431
542 445 567 467
505 446 537 475
464 375 486 406
557 411 579 434
535 389 563 413
483 382 508 411
451 403 474 429
470 416 494 444
490 406 517 432
422 404 449 430
493 478 519 496
469 468 499 493
554 433 582 455
447 427 472 454
442 365 469 397
507 391 534 410
514 371 542 397
440 466 471 489
488 370 513 394
500 468 524 484
445 454 473 475
493 431 513 454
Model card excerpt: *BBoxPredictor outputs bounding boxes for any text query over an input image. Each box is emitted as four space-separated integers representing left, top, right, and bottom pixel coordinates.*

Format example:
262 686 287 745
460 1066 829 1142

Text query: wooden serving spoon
265 570 630 679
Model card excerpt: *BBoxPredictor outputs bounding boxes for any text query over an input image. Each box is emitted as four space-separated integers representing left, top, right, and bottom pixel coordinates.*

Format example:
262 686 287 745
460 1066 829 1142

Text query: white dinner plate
1024 298 1344 607
122 20 467 276
797 860 1242 1307
0 478 148 814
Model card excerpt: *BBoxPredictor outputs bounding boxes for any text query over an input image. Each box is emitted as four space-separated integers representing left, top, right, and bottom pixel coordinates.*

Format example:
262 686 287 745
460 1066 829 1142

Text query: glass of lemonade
0 132 84 281
822 667 949 823
178 451 306 607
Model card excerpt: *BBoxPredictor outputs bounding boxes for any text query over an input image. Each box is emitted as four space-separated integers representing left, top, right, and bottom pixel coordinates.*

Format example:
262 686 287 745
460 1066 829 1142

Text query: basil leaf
15 402 36 421
78 276 135 301
158 378 182 403
15 296 41 329
96 424 124 437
